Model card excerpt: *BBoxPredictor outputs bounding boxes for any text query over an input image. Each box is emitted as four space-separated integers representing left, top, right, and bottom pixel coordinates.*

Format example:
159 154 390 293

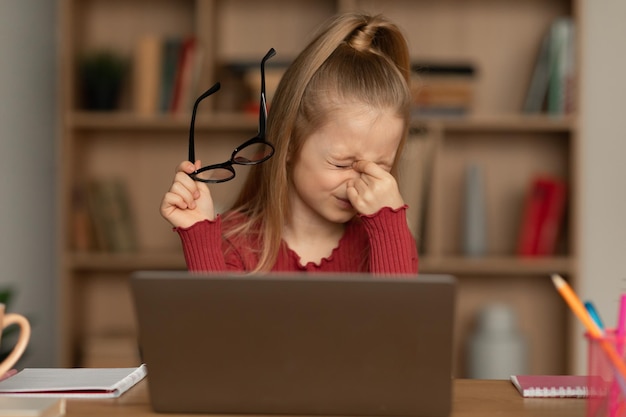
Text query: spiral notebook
510 375 595 398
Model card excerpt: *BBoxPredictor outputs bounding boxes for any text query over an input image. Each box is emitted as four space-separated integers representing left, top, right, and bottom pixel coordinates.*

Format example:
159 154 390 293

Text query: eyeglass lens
192 141 274 182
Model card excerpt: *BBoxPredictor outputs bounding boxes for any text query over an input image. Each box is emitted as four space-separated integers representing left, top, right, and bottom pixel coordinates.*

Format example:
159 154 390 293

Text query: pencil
551 274 626 381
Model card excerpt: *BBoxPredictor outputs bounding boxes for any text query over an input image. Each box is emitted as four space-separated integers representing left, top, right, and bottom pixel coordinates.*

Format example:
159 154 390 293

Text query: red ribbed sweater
176 206 418 275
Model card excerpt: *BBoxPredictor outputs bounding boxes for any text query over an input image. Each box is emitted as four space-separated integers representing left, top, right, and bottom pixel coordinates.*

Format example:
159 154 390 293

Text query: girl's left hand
347 160 404 215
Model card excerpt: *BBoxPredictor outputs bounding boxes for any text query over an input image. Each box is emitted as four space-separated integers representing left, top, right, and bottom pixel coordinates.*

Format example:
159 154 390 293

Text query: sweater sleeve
359 205 419 275
175 217 247 272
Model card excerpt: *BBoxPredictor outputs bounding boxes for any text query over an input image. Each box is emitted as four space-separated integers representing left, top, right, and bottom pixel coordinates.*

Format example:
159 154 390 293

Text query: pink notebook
510 375 591 398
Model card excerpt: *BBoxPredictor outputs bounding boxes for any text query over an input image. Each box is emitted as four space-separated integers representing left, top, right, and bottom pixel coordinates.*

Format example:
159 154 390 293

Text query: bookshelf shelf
420 256 574 276
429 115 576 133
69 251 186 271
58 0 580 377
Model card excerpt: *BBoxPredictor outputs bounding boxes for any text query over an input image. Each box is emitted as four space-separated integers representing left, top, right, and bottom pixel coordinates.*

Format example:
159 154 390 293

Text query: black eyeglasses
188 48 276 183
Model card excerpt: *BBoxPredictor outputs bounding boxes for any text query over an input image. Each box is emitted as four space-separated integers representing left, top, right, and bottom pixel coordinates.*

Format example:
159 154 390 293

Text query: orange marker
551 274 626 381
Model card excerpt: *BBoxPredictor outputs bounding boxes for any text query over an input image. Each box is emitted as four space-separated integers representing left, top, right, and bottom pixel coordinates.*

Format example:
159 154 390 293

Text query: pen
584 301 605 330
611 294 626 417
616 294 626 358
617 294 626 346
550 274 626 383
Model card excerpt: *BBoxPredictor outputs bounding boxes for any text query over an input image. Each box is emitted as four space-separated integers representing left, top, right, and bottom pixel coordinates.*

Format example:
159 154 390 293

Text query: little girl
161 12 418 274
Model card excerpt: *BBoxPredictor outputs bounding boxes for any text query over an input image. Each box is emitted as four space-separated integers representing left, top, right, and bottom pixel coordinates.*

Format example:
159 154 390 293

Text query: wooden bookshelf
58 0 580 375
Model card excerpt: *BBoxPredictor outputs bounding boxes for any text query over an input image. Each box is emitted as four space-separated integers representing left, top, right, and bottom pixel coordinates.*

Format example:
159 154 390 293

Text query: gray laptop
131 271 456 416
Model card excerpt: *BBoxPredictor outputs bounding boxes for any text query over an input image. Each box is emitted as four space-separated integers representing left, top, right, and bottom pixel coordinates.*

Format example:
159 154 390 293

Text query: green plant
79 50 127 110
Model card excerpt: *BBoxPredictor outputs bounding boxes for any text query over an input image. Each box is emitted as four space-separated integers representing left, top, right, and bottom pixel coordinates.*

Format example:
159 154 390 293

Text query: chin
326 209 357 224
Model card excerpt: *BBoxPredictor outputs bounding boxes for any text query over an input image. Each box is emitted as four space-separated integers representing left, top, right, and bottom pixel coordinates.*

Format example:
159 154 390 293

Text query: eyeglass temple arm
189 82 221 162
258 48 276 139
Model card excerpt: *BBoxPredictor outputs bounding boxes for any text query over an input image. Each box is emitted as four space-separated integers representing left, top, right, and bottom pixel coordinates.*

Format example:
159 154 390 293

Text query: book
547 17 575 115
510 374 598 398
159 37 183 113
70 183 93 252
516 176 566 256
0 397 65 417
85 178 138 252
534 177 567 256
0 364 146 399
132 34 163 116
523 17 575 115
523 27 551 113
170 36 204 114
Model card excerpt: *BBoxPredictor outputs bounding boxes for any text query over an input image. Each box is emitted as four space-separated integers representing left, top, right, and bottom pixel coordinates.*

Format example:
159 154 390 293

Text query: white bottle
467 303 528 379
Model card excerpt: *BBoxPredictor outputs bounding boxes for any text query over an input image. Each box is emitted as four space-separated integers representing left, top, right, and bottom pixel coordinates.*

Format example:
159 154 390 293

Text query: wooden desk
64 379 586 417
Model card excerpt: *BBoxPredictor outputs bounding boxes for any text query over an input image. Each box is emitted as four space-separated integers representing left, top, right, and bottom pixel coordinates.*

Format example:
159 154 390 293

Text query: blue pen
584 301 605 330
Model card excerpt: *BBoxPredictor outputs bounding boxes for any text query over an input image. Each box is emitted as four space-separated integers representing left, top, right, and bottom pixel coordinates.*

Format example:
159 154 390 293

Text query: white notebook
0 364 146 398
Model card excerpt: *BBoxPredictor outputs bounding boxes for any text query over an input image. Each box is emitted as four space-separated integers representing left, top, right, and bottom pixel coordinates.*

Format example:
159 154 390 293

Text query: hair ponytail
227 12 412 273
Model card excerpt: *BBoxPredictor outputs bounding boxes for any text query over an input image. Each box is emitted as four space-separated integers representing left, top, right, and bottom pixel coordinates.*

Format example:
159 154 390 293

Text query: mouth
335 196 354 210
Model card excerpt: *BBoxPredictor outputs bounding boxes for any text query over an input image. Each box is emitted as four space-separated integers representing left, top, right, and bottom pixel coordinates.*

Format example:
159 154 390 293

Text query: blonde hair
226 12 412 272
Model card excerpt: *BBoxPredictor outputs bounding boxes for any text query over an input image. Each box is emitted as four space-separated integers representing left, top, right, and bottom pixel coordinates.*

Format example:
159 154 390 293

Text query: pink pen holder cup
586 330 626 417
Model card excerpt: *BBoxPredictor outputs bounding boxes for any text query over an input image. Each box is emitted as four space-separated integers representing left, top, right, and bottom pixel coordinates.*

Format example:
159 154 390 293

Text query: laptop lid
131 271 456 416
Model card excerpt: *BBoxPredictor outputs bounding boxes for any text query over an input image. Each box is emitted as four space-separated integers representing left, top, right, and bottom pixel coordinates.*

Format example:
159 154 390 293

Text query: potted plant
79 50 127 110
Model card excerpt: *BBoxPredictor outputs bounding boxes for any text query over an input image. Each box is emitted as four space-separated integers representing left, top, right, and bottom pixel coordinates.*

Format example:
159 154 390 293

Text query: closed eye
328 159 353 169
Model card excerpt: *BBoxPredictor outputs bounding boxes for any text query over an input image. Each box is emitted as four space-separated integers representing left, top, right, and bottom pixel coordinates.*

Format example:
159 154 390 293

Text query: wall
0 2 57 366
576 0 626 373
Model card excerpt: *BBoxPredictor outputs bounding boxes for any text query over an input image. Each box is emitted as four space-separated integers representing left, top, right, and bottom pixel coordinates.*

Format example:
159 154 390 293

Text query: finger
171 181 199 208
352 160 386 179
173 170 202 199
348 177 374 203
177 160 201 174
161 192 189 215
352 175 371 195
346 183 358 203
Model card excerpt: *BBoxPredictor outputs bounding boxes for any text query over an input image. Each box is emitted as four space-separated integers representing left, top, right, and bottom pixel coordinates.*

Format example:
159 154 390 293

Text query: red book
169 36 197 113
517 176 566 256
535 178 566 255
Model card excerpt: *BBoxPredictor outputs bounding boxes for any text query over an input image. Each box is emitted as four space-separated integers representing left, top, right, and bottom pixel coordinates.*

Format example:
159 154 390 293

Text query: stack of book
411 62 476 117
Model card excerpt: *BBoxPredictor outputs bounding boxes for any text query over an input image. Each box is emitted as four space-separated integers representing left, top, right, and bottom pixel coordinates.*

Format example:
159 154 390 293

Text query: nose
342 164 361 186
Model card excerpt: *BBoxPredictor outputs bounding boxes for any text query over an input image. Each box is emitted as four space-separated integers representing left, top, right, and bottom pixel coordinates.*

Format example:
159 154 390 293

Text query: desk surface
64 379 586 417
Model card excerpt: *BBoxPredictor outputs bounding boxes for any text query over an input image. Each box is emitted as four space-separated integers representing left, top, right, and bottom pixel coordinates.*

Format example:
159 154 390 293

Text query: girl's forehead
309 107 404 158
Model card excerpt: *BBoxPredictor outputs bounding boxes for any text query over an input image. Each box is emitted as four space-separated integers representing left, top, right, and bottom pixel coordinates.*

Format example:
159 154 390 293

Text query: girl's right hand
160 160 216 228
